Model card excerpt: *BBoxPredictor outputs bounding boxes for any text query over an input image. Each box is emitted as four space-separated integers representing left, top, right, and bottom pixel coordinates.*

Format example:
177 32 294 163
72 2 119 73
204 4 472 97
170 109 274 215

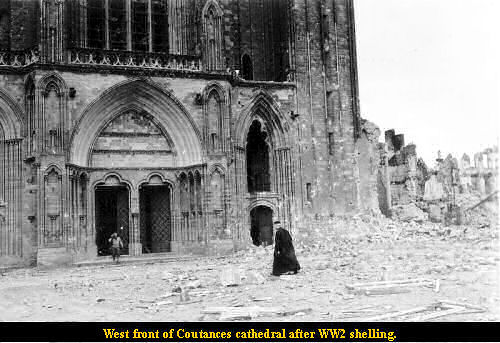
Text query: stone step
73 253 200 268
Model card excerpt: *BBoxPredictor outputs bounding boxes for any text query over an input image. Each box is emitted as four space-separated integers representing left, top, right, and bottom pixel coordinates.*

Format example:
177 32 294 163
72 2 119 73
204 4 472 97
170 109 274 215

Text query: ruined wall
458 147 498 196
293 0 362 217
356 120 381 213
383 130 426 207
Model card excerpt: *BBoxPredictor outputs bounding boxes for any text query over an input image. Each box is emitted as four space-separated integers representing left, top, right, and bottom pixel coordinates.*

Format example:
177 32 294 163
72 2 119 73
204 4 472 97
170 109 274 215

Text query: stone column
129 213 141 256
129 191 141 256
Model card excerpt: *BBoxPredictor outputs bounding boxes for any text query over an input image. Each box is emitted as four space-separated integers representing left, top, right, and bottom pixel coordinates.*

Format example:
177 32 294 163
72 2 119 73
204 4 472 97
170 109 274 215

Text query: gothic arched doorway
139 181 172 253
246 120 271 193
95 182 130 256
250 206 273 246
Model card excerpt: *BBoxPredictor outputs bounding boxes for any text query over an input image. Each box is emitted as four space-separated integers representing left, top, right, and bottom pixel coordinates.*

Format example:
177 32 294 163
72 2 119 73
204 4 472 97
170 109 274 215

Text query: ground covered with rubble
1 210 499 322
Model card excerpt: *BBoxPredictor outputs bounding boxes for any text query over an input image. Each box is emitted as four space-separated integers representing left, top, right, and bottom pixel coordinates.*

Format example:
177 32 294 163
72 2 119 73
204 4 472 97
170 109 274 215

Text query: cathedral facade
0 0 379 266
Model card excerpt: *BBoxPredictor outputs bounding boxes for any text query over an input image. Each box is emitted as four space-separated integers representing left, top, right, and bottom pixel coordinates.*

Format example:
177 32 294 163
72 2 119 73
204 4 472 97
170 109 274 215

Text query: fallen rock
185 280 202 289
220 268 241 287
392 203 428 223
246 271 265 285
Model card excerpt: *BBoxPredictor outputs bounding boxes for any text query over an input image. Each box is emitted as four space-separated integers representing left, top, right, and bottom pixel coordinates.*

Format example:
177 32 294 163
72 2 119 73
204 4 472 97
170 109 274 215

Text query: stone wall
0 0 380 267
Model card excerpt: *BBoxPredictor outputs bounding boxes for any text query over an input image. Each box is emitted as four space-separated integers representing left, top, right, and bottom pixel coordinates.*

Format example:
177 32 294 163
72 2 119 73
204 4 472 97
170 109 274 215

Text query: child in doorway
108 232 124 264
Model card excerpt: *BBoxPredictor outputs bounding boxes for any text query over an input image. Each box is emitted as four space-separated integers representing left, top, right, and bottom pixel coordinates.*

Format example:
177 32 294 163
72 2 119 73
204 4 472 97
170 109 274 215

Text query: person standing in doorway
272 221 301 276
108 232 123 264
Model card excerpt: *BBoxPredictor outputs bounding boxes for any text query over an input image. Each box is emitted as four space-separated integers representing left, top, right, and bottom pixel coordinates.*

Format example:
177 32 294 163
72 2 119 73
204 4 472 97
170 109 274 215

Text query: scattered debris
346 278 439 296
245 271 266 285
392 204 428 223
357 300 487 321
202 306 311 320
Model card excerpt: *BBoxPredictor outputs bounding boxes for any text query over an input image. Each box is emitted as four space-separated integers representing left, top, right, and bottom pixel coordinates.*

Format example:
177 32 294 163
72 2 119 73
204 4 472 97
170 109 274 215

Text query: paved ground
0 215 499 322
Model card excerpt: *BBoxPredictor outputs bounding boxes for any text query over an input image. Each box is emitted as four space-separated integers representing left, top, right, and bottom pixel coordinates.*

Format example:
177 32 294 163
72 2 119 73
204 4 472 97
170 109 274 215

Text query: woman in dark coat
272 221 301 276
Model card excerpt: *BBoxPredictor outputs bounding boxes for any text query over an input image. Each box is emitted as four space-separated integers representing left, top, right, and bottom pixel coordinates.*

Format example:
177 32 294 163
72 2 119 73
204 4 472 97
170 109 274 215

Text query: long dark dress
272 228 301 276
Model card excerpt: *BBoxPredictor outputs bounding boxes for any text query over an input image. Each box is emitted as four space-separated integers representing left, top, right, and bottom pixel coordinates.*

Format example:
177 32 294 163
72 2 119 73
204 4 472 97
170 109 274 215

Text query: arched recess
202 0 224 71
209 166 226 239
37 72 68 154
70 79 203 167
234 91 289 148
233 91 295 232
246 120 270 192
241 53 253 80
247 200 277 247
40 165 65 248
90 108 175 168
0 88 24 257
203 82 227 153
25 75 36 155
175 169 204 243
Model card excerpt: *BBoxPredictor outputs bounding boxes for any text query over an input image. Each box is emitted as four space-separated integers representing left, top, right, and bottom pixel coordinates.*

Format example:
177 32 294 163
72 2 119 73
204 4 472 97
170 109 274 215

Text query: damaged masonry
0 0 498 323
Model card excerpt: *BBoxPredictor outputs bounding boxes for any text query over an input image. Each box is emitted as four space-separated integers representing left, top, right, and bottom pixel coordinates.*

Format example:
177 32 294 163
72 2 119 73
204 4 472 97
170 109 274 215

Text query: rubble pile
456 191 499 229
293 209 499 257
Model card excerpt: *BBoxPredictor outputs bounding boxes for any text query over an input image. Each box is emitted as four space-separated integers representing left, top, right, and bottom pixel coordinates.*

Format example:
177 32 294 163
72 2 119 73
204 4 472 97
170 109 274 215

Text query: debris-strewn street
1 210 498 322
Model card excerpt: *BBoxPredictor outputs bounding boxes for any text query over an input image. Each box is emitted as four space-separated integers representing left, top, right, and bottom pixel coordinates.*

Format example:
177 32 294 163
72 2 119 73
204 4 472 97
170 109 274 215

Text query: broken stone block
185 280 202 289
180 289 190 302
246 271 265 285
220 268 241 287
429 204 443 223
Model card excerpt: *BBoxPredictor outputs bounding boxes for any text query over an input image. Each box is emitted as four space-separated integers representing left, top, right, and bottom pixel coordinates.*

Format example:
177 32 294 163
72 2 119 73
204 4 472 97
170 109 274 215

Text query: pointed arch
38 72 68 95
208 163 226 175
202 0 223 17
234 91 290 148
70 79 203 167
203 82 226 153
0 88 24 139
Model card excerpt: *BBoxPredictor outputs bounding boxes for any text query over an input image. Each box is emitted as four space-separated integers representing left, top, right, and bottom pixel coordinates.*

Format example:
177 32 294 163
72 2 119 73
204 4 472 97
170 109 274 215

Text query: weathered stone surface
0 0 381 266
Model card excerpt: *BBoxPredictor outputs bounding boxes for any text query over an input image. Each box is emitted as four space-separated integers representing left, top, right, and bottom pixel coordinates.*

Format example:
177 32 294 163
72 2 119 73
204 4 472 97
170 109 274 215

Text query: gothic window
241 54 253 80
202 1 223 71
152 0 168 52
246 120 270 193
87 0 105 49
132 0 148 51
67 0 85 48
109 0 127 50
74 0 203 55
44 81 63 153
